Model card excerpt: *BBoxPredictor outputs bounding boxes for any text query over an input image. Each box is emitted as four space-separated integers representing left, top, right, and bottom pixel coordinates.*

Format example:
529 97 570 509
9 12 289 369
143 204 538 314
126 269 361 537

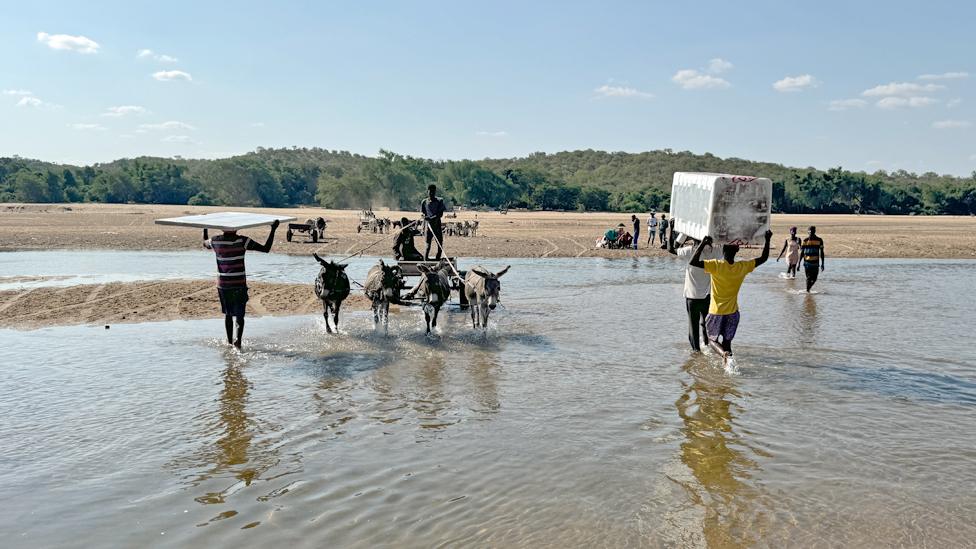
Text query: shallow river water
1 251 975 548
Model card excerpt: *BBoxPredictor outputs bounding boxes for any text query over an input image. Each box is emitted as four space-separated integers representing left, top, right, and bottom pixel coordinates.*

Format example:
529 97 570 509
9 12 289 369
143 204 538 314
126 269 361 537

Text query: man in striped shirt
801 226 825 293
203 220 279 349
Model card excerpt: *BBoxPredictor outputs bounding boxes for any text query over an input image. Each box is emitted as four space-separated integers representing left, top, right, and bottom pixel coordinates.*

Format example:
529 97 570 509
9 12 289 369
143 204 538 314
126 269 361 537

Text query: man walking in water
421 184 446 260
689 229 773 359
801 226 825 292
669 219 723 352
203 220 280 349
776 226 802 278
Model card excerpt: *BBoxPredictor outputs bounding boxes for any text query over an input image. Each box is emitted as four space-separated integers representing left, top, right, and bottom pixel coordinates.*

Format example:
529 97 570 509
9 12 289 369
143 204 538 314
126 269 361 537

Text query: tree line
2 147 975 215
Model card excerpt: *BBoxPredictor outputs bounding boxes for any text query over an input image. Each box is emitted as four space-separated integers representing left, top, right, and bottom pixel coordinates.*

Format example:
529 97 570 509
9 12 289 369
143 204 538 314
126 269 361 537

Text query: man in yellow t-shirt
689 230 773 357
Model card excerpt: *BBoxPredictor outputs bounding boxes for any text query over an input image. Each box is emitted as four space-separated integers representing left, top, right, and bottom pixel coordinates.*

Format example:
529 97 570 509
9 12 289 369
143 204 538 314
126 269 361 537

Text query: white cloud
773 74 818 92
672 69 730 90
3 89 33 96
876 96 937 109
970 154 976 161
249 122 265 127
16 96 43 108
69 123 107 131
862 82 944 97
162 135 198 144
152 70 192 82
947 98 962 109
476 130 508 137
593 84 654 99
828 98 867 111
102 105 149 117
918 71 968 80
119 134 135 139
139 120 196 131
932 120 971 129
707 58 733 74
138 49 179 63
37 32 100 54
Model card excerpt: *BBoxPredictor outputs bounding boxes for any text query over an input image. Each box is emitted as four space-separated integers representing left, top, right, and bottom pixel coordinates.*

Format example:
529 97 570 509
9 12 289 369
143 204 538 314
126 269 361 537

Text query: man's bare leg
224 315 234 345
234 316 245 349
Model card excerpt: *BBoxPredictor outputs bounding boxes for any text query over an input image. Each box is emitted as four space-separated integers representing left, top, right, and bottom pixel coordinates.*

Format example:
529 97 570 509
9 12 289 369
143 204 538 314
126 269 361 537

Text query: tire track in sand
540 238 560 258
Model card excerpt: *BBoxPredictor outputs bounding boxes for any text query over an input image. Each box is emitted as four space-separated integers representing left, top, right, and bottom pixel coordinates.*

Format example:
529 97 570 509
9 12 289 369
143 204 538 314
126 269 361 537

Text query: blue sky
2 0 974 176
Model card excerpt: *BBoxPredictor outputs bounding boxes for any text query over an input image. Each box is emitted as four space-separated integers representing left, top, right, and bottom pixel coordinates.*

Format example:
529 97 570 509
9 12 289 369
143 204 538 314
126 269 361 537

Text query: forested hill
2 147 975 215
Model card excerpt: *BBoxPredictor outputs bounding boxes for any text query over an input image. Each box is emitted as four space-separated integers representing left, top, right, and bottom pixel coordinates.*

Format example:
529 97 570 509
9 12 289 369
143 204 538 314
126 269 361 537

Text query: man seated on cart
393 217 423 261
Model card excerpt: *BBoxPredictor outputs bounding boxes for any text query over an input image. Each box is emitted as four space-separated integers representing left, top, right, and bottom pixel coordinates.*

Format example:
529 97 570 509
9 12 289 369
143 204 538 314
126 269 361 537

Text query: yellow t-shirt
703 259 756 315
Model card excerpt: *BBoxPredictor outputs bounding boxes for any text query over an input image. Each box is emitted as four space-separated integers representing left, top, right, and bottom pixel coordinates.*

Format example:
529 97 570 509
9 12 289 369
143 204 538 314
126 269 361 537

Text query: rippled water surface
2 252 975 548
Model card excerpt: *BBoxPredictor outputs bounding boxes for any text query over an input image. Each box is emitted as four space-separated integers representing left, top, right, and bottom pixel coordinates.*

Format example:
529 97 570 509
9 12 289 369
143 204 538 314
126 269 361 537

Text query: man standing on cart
422 184 447 261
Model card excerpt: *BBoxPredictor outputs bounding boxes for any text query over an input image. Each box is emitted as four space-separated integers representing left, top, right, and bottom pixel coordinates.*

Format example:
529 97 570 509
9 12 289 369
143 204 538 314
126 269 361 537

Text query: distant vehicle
286 217 326 242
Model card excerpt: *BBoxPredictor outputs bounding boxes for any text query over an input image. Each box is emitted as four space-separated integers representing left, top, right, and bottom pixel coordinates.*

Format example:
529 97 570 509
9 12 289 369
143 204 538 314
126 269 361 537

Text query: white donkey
463 265 510 330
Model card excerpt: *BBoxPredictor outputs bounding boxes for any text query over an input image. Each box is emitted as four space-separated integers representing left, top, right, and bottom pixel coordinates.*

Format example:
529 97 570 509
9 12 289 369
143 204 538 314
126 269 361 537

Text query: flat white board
155 212 296 231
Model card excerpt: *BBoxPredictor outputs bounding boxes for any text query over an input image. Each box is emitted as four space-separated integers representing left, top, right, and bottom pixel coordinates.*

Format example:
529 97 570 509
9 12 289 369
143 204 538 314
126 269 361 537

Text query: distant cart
286 217 327 243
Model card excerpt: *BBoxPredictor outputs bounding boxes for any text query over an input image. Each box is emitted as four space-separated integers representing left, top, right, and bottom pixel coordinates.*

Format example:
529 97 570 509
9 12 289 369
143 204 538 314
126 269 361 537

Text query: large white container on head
669 172 772 244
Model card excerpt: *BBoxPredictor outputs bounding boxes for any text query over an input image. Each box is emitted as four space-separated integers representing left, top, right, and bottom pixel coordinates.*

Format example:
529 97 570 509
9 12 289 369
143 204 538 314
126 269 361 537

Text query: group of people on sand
668 220 826 360
599 211 669 250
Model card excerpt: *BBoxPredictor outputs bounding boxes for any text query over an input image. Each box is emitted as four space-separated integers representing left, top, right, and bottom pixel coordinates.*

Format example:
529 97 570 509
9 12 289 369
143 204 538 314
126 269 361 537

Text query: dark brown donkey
313 253 351 333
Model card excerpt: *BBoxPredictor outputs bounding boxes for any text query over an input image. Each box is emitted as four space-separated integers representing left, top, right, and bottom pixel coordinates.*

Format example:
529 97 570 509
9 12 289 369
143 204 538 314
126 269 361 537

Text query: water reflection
465 351 501 415
799 294 819 344
184 349 281 506
674 357 768 547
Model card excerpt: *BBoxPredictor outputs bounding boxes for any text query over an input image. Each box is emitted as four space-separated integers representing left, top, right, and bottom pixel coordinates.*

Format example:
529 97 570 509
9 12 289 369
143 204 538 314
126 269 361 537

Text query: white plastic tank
668 172 772 244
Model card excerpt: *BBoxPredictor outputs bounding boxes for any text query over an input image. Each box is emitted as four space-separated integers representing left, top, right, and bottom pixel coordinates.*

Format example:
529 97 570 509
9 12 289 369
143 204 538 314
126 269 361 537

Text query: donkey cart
286 217 326 243
394 258 469 309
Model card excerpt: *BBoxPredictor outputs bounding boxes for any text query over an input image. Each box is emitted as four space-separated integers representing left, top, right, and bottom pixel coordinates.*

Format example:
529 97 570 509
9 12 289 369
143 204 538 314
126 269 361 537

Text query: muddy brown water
1 252 975 547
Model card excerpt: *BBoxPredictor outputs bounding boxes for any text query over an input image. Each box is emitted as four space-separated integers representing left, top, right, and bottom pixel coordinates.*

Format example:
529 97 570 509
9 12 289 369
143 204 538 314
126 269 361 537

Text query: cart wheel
286 230 293 242
311 231 318 243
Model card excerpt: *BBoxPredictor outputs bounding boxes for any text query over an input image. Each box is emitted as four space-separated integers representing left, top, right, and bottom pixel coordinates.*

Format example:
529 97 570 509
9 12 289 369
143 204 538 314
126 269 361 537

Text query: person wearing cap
421 184 447 260
800 226 825 292
393 217 423 261
646 213 658 246
669 221 724 352
776 226 802 279
689 229 773 358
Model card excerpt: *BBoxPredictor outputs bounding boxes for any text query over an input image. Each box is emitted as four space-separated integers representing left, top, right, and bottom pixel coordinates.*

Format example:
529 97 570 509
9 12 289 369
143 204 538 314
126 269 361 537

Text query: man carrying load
689 229 773 360
203 220 280 349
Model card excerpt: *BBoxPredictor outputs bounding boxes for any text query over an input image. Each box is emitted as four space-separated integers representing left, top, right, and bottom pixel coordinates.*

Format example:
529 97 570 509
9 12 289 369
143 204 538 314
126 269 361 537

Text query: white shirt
676 244 722 299
647 217 658 228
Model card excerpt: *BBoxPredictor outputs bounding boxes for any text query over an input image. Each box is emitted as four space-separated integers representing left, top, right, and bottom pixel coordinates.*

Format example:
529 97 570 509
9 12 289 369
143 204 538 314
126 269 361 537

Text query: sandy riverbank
0 280 371 330
3 203 975 259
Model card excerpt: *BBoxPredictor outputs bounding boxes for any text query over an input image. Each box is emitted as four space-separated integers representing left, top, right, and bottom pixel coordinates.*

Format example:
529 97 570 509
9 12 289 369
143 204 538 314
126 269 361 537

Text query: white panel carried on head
668 172 771 244
155 211 296 231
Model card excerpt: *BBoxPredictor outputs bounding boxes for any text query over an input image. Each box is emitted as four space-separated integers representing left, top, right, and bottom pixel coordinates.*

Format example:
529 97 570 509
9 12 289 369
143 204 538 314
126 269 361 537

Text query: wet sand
3 203 975 259
0 280 370 330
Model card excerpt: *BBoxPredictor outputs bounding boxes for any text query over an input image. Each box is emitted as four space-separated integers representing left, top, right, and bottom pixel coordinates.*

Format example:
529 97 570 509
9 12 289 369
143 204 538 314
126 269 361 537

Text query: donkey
363 259 401 332
416 261 453 335
463 265 510 330
313 253 351 333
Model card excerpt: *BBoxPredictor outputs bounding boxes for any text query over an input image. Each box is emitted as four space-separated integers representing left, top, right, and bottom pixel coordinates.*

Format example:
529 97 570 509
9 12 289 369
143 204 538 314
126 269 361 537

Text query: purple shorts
705 311 740 342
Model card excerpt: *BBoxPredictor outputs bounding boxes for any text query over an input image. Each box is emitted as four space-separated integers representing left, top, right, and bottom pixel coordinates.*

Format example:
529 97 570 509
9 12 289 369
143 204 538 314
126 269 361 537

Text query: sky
2 0 974 176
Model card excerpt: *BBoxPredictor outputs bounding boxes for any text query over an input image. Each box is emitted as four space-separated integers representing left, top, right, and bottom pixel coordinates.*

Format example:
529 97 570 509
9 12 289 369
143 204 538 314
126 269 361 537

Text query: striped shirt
801 236 823 265
207 234 252 289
